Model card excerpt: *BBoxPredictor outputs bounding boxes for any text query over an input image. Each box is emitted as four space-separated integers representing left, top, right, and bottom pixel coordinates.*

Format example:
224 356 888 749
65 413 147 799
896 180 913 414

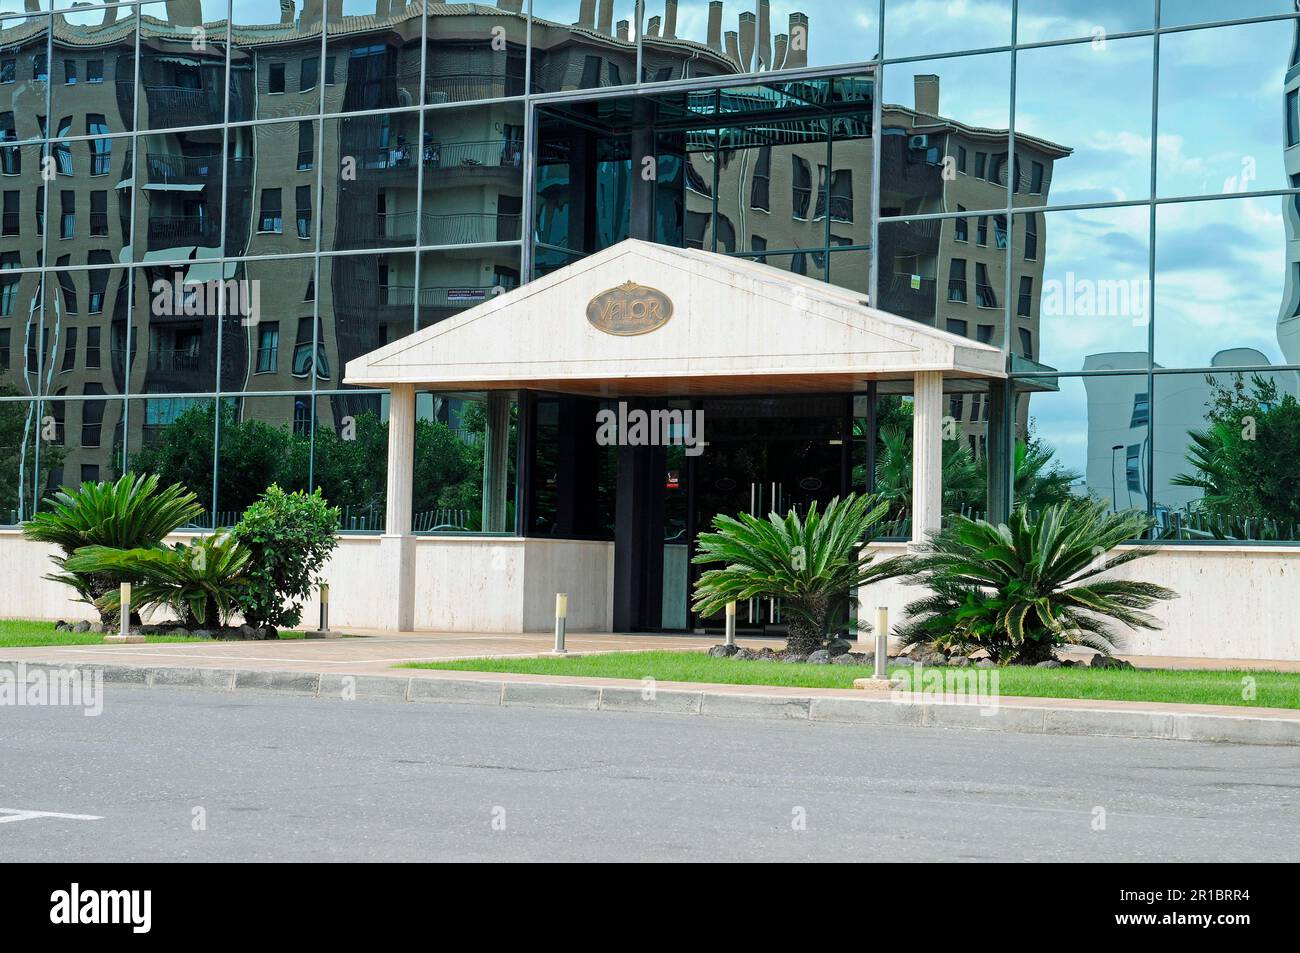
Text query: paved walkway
4 628 1298 674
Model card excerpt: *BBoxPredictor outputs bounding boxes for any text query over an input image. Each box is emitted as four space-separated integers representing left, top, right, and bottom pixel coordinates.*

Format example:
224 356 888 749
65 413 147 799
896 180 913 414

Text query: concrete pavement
3 686 1298 862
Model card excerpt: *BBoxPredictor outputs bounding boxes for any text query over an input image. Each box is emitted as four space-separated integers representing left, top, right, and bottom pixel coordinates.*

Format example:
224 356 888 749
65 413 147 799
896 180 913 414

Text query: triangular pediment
344 240 1004 396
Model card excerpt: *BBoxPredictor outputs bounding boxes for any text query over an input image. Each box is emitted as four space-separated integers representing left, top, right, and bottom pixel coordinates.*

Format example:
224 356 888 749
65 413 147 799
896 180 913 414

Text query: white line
0 808 103 824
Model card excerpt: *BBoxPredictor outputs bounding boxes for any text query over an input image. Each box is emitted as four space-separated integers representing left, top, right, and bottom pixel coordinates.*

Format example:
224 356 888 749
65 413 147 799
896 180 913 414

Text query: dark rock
1090 654 1133 670
707 644 739 658
88 622 104 633
887 655 915 666
805 649 832 665
826 638 853 657
733 647 757 661
975 658 995 668
264 627 279 641
919 651 946 666
832 653 870 666
190 629 216 639
753 656 774 663
780 653 807 664
54 620 71 632
237 624 259 640
756 646 778 659
1036 660 1062 668
948 655 971 667
167 627 191 637
71 620 91 633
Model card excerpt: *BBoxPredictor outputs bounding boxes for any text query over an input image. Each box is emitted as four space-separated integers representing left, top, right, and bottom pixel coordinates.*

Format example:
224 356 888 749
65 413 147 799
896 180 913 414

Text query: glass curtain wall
6 1 1300 545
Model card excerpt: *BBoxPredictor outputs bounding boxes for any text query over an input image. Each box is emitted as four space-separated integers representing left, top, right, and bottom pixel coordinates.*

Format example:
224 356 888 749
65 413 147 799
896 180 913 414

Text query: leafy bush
895 500 1177 664
66 533 251 628
692 493 901 655
231 486 340 628
22 473 203 622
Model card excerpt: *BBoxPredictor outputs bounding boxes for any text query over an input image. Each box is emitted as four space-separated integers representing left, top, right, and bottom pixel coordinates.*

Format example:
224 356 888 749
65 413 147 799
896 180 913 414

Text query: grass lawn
403 650 1300 710
0 619 305 648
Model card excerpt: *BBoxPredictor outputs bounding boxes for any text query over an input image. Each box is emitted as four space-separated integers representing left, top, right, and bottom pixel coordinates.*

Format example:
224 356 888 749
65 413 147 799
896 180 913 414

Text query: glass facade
1 1 1299 547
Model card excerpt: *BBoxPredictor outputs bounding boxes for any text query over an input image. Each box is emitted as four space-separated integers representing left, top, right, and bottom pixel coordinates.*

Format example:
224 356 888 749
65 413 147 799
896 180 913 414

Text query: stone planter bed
707 639 1134 670
53 620 281 641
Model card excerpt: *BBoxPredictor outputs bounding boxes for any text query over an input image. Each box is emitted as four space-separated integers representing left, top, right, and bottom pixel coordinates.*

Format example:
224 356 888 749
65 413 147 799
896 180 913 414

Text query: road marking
0 808 103 824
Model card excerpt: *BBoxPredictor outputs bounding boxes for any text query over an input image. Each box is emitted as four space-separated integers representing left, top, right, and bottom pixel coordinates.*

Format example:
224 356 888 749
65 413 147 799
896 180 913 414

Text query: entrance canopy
343 239 1005 396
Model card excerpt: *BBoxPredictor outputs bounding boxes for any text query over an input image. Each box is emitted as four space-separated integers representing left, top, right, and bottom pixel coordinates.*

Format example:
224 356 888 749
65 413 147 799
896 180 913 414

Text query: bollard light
104 581 144 643
874 606 889 680
120 582 132 638
319 582 331 633
724 600 736 647
553 592 568 654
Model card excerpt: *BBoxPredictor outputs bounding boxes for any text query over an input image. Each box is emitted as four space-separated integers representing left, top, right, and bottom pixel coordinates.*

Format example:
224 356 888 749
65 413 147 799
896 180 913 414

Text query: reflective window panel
425 2 528 103
1015 0 1155 45
214 392 315 525
881 52 1012 216
124 393 218 524
421 103 525 247
129 263 220 394
44 262 131 397
321 113 420 252
1154 196 1292 369
317 250 417 389
1014 35 1152 206
0 270 44 395
531 0 638 93
231 0 324 122
51 6 138 135
134 126 224 262
883 0 1011 59
1152 367 1300 541
0 13 50 143
216 255 317 391
313 388 389 532
227 119 318 256
138 0 230 132
1158 18 1294 198
1012 373 1150 518
325 2 421 114
1159 2 1296 29
416 247 522 330
0 398 46 524
1012 205 1151 373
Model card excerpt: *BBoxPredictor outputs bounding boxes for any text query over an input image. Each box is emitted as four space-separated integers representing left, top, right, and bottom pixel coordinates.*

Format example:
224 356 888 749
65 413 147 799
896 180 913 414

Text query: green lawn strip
402 650 1300 710
0 619 305 647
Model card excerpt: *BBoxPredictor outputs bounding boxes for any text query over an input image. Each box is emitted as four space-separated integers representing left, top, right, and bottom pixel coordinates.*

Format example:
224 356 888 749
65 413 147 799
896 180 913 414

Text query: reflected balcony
877 274 937 325
146 214 220 249
336 211 521 249
424 71 532 104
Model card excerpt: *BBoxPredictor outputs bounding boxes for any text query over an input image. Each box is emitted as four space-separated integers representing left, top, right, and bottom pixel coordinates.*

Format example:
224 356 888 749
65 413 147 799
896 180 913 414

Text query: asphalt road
3 686 1298 862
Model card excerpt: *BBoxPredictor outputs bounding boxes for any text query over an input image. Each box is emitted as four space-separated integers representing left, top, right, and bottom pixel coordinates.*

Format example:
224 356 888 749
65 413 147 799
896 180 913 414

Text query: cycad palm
896 499 1176 663
692 493 901 654
22 473 204 621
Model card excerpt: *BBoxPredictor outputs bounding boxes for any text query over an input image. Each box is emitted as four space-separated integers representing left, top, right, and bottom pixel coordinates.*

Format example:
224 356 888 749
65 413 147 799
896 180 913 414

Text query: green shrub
692 493 902 655
895 500 1177 664
66 533 251 628
22 473 204 622
231 486 340 629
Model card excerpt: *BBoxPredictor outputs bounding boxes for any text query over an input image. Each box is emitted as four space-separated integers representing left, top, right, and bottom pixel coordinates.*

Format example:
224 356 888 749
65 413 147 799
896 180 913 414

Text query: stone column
911 371 944 546
378 383 416 631
481 392 511 533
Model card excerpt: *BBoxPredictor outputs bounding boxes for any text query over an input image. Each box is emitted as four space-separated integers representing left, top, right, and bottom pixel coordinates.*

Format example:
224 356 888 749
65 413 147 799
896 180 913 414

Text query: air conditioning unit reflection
908 134 929 151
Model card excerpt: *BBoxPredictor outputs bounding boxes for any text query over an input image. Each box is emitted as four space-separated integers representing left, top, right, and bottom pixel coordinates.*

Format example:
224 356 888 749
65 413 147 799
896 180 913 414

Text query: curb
5 659 1300 747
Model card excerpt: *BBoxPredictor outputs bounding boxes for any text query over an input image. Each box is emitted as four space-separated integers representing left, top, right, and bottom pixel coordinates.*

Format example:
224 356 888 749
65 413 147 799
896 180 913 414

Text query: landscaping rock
780 653 807 664
805 649 832 665
733 647 758 661
753 656 774 663
948 655 971 667
826 639 853 657
237 624 260 640
1036 660 1062 668
975 659 995 668
71 620 91 633
190 629 216 639
54 620 71 632
1090 654 1133 670
888 655 915 666
919 651 946 666
832 652 871 666
167 627 191 637
707 644 739 658
88 622 104 633
756 646 778 659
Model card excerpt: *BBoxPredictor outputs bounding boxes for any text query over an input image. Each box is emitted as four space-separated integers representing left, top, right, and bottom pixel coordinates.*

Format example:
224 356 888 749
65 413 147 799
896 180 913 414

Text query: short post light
873 606 889 680
104 581 144 644
724 601 737 647
305 581 340 639
553 593 568 654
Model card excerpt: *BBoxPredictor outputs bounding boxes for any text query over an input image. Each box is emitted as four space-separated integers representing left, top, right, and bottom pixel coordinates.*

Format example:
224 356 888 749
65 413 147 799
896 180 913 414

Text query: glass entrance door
687 397 850 634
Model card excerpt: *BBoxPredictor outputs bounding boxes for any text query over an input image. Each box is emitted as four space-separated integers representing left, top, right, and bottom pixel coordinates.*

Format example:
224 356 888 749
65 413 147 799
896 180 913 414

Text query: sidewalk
3 630 1299 748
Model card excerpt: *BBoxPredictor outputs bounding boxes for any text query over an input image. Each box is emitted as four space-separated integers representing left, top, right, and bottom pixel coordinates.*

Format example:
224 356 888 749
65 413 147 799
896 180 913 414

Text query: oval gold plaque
586 281 673 335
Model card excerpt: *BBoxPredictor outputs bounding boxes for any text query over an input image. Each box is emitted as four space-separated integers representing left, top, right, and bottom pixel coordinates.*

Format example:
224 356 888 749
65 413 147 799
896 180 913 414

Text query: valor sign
586 281 673 335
